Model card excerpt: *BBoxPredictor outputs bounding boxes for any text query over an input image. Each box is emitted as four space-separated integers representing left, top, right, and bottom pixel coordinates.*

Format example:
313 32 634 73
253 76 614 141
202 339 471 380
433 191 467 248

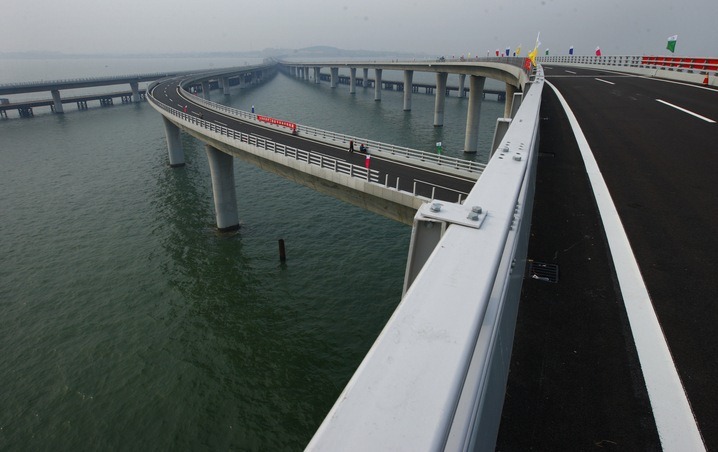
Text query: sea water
0 57 503 450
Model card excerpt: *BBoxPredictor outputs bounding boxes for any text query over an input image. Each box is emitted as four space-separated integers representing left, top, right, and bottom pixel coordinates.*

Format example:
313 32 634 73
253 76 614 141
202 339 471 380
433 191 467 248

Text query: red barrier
641 56 718 72
256 114 297 132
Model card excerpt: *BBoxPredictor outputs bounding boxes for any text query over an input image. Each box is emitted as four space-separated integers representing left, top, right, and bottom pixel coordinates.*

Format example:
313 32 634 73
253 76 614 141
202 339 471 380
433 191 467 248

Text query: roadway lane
150 78 477 204
541 66 717 449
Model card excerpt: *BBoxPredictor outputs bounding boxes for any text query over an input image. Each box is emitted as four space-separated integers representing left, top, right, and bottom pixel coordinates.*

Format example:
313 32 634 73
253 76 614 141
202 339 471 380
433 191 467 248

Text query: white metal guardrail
180 80 487 176
307 67 543 451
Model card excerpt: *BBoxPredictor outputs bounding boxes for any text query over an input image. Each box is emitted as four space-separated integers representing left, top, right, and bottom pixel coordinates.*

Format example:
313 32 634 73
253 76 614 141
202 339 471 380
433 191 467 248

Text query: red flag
595 46 602 56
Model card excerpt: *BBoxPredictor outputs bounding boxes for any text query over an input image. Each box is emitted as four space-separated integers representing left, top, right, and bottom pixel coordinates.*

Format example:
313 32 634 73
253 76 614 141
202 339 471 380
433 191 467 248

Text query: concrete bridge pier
504 83 517 117
374 69 383 101
51 90 64 114
330 67 339 88
463 75 486 154
509 92 523 118
205 145 239 231
201 81 211 100
363 68 369 87
458 74 466 98
162 117 185 167
130 82 140 102
434 72 448 127
304 67 310 80
403 70 414 111
222 77 230 95
349 68 356 94
314 67 321 84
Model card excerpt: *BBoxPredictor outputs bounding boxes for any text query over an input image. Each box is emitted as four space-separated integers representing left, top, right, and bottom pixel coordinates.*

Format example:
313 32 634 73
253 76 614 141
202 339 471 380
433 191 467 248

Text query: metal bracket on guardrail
417 201 487 229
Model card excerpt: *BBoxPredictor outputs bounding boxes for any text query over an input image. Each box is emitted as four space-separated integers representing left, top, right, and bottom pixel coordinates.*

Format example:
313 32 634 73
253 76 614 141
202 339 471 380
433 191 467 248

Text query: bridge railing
183 87 486 176
539 54 718 76
149 82 382 184
306 66 544 451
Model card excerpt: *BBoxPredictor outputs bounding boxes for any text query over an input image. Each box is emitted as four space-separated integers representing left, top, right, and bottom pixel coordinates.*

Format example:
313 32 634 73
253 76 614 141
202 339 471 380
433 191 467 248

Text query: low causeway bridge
146 55 718 450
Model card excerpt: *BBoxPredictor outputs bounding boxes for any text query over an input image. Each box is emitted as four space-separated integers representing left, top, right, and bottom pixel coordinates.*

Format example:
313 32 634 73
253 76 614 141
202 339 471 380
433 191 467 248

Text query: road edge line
546 80 706 452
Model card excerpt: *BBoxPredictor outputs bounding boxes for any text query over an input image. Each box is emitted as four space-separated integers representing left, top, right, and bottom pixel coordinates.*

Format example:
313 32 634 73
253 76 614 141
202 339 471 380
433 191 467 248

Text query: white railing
148 86 381 184
306 66 544 451
183 88 486 176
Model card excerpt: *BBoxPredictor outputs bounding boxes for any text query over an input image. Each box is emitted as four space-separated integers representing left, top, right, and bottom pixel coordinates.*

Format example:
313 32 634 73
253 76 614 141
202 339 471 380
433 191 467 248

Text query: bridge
146 56 717 450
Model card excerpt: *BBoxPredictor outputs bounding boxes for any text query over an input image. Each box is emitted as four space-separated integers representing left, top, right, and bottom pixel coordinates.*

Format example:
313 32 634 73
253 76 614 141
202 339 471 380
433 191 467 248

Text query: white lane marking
595 78 615 85
547 80 706 452
656 99 716 123
565 70 577 74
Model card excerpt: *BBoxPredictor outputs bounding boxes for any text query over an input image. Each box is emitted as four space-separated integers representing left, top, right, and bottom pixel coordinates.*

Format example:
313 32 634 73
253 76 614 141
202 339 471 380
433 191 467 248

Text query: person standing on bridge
349 140 354 153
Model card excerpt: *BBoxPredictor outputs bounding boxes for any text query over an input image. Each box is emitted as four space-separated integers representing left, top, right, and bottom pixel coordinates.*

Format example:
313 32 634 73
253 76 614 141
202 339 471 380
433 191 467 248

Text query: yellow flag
528 32 540 66
528 47 537 66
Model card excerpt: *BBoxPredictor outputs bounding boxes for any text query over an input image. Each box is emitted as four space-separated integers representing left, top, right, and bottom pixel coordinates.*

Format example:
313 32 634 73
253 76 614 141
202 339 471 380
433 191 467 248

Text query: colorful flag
666 35 678 53
545 48 550 56
595 46 602 56
495 49 499 56
505 47 510 56
569 46 574 55
515 45 522 56
528 32 541 66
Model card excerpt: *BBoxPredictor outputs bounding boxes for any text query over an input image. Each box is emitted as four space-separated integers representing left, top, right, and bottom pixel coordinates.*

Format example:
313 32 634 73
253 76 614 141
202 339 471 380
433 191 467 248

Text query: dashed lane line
547 80 706 452
656 99 716 123
595 78 615 85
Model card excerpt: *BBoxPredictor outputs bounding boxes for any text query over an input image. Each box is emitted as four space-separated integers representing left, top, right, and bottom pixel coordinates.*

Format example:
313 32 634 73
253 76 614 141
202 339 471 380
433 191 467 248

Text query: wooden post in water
278 239 287 263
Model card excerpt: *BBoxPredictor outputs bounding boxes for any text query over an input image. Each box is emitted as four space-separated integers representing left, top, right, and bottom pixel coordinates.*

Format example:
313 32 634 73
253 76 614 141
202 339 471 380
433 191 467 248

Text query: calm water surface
0 57 503 450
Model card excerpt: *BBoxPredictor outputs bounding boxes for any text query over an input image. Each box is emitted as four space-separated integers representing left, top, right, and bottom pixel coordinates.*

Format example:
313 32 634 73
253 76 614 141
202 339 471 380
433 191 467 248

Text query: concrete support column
304 67 310 80
433 72 448 127
504 83 517 117
403 70 413 111
51 89 64 114
201 81 210 100
349 68 356 94
458 74 466 98
330 67 339 88
374 69 383 101
223 77 230 96
362 68 369 87
463 75 486 154
130 82 140 102
162 116 185 167
510 92 523 118
314 67 321 84
205 145 239 232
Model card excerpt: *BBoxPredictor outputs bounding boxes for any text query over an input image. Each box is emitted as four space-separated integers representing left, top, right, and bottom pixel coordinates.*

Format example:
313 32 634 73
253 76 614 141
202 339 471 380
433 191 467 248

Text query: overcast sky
4 0 716 57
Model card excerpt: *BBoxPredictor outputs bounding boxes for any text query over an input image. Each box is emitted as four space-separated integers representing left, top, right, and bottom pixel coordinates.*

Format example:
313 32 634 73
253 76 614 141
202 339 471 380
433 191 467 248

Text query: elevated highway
148 58 539 450
148 56 718 450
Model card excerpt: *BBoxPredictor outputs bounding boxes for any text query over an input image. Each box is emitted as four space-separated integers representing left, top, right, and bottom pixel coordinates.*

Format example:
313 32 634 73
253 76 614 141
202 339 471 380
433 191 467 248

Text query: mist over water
0 58 503 450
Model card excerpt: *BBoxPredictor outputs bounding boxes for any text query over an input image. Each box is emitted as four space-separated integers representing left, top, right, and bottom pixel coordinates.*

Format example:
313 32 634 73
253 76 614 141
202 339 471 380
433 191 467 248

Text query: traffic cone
703 75 709 85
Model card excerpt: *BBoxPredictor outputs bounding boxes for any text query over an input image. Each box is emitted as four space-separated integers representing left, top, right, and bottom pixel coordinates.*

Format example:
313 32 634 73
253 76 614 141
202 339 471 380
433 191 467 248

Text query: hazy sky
4 0 716 57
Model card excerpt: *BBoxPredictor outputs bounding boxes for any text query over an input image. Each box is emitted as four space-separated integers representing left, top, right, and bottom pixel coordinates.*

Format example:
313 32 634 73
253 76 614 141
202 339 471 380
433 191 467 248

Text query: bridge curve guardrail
182 85 487 177
148 80 384 186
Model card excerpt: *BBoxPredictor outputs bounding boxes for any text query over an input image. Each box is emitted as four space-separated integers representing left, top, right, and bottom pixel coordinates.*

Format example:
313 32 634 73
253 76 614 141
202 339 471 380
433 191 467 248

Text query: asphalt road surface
149 78 477 204
499 66 717 450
